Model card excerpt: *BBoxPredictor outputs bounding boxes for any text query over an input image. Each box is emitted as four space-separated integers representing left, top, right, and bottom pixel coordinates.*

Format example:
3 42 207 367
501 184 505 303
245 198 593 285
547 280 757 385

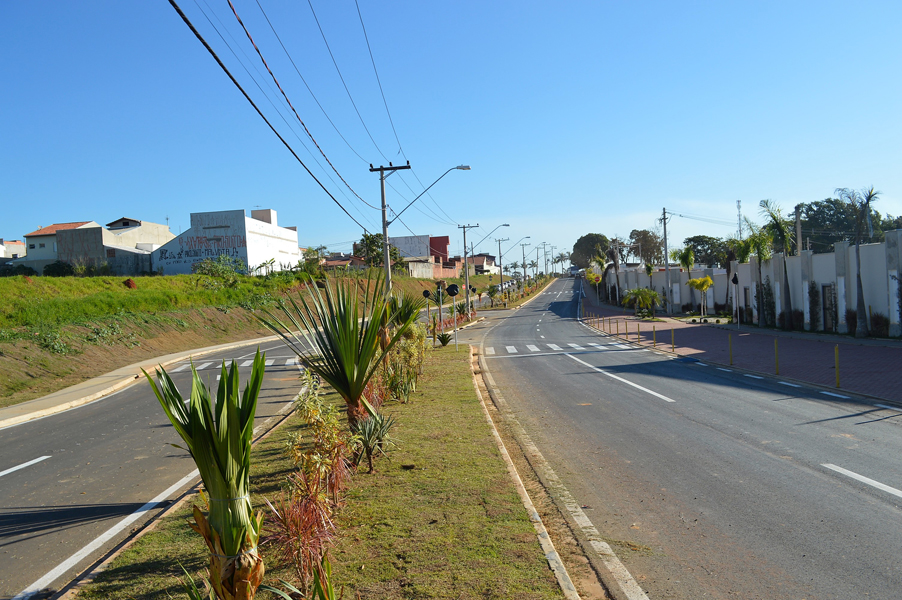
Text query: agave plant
144 352 266 600
256 275 414 429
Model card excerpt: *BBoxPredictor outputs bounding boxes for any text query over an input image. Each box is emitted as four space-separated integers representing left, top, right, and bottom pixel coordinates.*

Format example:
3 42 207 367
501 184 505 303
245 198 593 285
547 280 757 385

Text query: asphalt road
0 339 304 600
475 278 902 599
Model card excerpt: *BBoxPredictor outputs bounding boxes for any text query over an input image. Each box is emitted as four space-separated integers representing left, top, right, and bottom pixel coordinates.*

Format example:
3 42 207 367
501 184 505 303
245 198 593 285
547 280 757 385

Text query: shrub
43 261 74 277
845 309 857 334
871 311 890 338
792 309 804 330
437 332 452 346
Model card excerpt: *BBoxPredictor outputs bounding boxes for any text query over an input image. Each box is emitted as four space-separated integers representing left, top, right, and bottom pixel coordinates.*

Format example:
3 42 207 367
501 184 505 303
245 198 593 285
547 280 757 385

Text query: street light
473 223 510 252
371 163 470 294
504 236 530 280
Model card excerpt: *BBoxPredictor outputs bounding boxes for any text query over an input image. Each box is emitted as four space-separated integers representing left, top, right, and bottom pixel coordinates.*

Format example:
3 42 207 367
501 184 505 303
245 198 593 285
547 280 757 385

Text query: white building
152 209 300 275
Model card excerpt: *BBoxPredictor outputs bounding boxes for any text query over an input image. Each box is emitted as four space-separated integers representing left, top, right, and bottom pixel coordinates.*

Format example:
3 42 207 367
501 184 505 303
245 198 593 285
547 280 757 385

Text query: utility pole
663 207 671 314
521 242 530 287
542 242 548 276
795 205 802 256
536 246 540 279
497 237 509 303
550 245 557 276
737 199 742 240
369 161 411 295
459 224 478 317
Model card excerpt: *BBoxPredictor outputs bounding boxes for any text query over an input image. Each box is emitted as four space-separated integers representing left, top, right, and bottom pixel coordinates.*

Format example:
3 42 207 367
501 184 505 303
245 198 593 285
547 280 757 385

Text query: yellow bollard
775 338 779 375
729 333 733 365
671 327 675 352
637 322 640 344
616 320 620 338
835 344 840 388
653 325 656 348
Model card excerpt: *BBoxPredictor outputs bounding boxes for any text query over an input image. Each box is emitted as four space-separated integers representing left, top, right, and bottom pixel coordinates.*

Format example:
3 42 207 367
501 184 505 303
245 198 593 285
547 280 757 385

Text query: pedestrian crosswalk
169 357 302 373
483 341 648 356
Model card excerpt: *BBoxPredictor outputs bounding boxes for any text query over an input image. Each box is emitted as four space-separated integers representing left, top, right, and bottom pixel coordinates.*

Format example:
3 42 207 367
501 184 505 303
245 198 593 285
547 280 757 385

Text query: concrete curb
468 345 580 600
0 333 283 429
476 329 650 600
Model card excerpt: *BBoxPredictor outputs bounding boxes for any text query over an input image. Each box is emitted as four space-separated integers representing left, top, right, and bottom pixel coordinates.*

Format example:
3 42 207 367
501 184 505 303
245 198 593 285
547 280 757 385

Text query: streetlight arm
473 223 510 249
387 165 469 225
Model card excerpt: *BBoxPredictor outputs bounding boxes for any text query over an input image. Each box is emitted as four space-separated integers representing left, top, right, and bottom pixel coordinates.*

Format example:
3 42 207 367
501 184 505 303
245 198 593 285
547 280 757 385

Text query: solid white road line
822 464 902 500
12 469 201 600
485 347 496 355
0 456 51 479
567 354 676 403
778 381 801 388
547 343 562 351
875 404 902 412
506 346 519 354
821 391 850 399
527 345 540 352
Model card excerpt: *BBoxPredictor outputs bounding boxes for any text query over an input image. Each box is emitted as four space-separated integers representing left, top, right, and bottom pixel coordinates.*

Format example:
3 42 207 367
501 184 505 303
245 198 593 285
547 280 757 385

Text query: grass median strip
75 346 563 599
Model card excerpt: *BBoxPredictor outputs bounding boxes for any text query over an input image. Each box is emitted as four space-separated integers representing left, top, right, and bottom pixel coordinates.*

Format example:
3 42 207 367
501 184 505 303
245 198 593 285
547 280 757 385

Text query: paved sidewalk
0 333 281 429
581 290 902 405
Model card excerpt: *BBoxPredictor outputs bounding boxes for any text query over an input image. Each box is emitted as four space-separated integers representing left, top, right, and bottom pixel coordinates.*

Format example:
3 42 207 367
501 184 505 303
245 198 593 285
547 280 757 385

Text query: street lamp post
521 241 531 288
370 163 470 295
496 237 510 304
459 223 478 319
550 245 557 276
541 242 548 275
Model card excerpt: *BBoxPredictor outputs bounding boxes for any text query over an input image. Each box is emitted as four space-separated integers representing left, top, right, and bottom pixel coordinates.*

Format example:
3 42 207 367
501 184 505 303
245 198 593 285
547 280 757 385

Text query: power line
192 0 377 230
306 0 389 162
354 0 403 158
166 0 369 232
253 0 371 165
227 0 372 209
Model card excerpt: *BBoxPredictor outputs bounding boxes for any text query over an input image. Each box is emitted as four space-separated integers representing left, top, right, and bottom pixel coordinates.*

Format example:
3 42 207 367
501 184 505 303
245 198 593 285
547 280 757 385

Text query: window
39 243 45 248
106 249 116 258
122 221 130 226
29 244 35 249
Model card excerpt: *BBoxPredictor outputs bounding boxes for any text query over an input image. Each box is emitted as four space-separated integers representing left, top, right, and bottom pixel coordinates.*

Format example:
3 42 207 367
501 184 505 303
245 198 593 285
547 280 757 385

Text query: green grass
75 348 562 600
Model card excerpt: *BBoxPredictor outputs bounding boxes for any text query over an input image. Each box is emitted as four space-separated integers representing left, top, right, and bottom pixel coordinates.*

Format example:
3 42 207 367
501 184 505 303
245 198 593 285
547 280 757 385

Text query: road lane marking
744 374 763 379
822 464 902 500
240 360 254 367
485 347 496 355
170 364 190 373
540 335 545 338
566 354 675 403
506 346 519 354
194 362 213 370
821 391 850 399
875 404 902 412
694 363 708 367
527 345 540 352
568 343 585 350
547 343 562 351
778 381 801 388
12 468 202 600
717 368 732 372
0 456 51 479
265 359 275 366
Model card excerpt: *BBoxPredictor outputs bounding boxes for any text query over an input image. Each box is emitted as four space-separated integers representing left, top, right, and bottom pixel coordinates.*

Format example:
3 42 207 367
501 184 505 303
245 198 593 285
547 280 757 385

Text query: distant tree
43 261 74 277
628 229 664 265
760 199 794 330
358 233 402 269
836 186 880 338
571 234 610 269
670 246 695 308
683 235 728 267
744 218 773 328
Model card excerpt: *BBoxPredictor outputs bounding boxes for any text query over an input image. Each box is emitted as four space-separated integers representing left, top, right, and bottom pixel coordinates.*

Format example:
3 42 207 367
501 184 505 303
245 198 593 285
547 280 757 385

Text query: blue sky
3 1 900 263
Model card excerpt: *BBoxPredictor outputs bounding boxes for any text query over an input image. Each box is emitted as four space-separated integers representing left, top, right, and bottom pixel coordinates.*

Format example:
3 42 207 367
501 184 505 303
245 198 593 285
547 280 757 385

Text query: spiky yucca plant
257 275 414 429
144 351 266 600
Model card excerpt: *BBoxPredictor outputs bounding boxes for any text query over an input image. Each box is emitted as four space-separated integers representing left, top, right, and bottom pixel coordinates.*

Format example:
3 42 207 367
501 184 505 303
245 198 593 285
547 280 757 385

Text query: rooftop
24 222 93 237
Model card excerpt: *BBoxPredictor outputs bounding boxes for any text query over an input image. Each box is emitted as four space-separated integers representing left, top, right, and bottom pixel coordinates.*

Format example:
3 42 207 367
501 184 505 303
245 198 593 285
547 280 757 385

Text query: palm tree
759 200 794 330
687 276 714 316
670 246 695 310
622 288 660 317
606 246 621 305
529 259 538 279
744 218 773 327
836 186 880 337
486 284 498 307
257 275 414 428
724 236 752 308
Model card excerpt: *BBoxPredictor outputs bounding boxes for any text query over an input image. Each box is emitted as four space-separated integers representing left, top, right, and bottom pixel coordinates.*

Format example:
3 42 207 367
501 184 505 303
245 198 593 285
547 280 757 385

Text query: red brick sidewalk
580 294 902 404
